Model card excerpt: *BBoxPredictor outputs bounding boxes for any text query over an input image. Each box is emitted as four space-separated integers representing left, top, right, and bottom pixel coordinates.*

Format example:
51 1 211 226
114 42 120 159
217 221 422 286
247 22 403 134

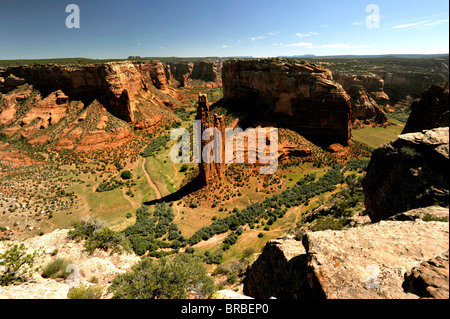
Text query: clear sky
0 0 448 59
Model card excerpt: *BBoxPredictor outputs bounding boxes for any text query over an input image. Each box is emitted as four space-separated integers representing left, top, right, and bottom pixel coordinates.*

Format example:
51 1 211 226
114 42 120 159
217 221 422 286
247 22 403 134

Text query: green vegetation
0 244 41 286
352 122 404 149
67 284 103 299
96 178 125 192
188 165 345 245
68 218 130 254
108 254 216 299
120 170 132 180
123 204 183 256
41 258 72 279
141 134 170 157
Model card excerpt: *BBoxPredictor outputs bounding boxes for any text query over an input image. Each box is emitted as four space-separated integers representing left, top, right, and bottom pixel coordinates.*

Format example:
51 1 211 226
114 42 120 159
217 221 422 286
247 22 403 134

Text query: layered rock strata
196 94 226 186
346 85 388 127
222 59 352 146
244 215 449 299
1 61 175 123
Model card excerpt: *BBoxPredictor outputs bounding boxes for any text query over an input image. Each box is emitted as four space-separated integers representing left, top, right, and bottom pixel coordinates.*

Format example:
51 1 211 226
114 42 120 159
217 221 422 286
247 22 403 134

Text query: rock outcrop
244 214 449 299
403 250 449 299
303 219 449 299
402 83 449 134
166 60 222 88
0 229 140 299
242 237 312 299
1 61 177 123
388 206 449 222
196 94 226 186
362 127 449 222
222 59 352 146
346 85 388 127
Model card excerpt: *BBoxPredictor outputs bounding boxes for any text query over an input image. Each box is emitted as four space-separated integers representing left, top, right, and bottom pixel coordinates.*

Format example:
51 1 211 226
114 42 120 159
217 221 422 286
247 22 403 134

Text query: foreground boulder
402 83 449 134
244 215 449 299
303 220 448 299
242 237 311 299
363 127 449 222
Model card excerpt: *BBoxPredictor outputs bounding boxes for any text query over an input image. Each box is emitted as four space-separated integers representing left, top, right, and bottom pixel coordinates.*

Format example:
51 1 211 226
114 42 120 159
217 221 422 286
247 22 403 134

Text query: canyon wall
165 60 222 88
0 61 175 123
222 59 352 146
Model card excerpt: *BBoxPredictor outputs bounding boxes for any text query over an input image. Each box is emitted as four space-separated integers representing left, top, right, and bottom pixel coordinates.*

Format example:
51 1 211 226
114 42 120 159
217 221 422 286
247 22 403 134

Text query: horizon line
1 53 449 62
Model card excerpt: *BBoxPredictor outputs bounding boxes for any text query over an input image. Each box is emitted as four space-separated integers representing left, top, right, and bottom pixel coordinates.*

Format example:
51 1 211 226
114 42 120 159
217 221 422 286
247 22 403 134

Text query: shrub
41 258 72 279
68 218 104 241
120 171 132 180
0 244 41 286
67 284 103 299
85 228 130 254
179 164 188 173
108 254 216 299
69 218 129 254
311 216 348 232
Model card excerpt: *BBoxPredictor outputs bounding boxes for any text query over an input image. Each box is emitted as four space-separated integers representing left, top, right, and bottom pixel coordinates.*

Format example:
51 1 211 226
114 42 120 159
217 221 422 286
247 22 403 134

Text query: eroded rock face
2 61 174 123
222 59 352 146
346 85 388 127
165 60 222 88
196 94 226 186
244 214 449 299
242 237 312 299
362 127 449 222
302 220 449 299
402 83 449 134
403 250 449 299
334 73 385 94
166 62 194 88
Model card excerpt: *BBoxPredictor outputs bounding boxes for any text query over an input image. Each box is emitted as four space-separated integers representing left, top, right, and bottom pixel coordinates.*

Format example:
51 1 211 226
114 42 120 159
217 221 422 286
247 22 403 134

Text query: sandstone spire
196 94 226 186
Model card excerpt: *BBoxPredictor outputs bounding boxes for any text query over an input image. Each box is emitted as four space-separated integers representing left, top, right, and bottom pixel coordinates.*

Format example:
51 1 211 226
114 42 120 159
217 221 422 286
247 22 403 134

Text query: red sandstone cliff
165 60 222 88
0 61 180 151
222 59 352 146
196 94 226 186
1 61 178 124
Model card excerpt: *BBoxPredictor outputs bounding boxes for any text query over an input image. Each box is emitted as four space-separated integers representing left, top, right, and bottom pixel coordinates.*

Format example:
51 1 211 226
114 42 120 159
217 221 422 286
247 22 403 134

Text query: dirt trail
142 157 162 200
121 187 138 208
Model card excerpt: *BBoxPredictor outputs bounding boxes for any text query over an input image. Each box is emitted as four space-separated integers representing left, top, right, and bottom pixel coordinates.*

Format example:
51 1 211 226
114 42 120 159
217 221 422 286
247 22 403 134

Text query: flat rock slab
303 220 449 299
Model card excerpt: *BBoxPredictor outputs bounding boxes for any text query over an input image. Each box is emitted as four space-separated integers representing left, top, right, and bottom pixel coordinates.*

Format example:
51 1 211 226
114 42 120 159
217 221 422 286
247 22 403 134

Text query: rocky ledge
363 127 449 222
243 210 449 299
0 229 140 299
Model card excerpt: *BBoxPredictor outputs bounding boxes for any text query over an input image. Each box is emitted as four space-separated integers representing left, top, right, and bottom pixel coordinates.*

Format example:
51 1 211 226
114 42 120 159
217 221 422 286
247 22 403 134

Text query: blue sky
0 0 448 59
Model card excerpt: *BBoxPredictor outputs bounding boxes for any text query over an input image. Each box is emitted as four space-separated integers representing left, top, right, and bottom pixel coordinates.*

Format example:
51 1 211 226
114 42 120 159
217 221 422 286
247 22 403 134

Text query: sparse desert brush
67 284 103 299
41 258 72 279
0 244 42 286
